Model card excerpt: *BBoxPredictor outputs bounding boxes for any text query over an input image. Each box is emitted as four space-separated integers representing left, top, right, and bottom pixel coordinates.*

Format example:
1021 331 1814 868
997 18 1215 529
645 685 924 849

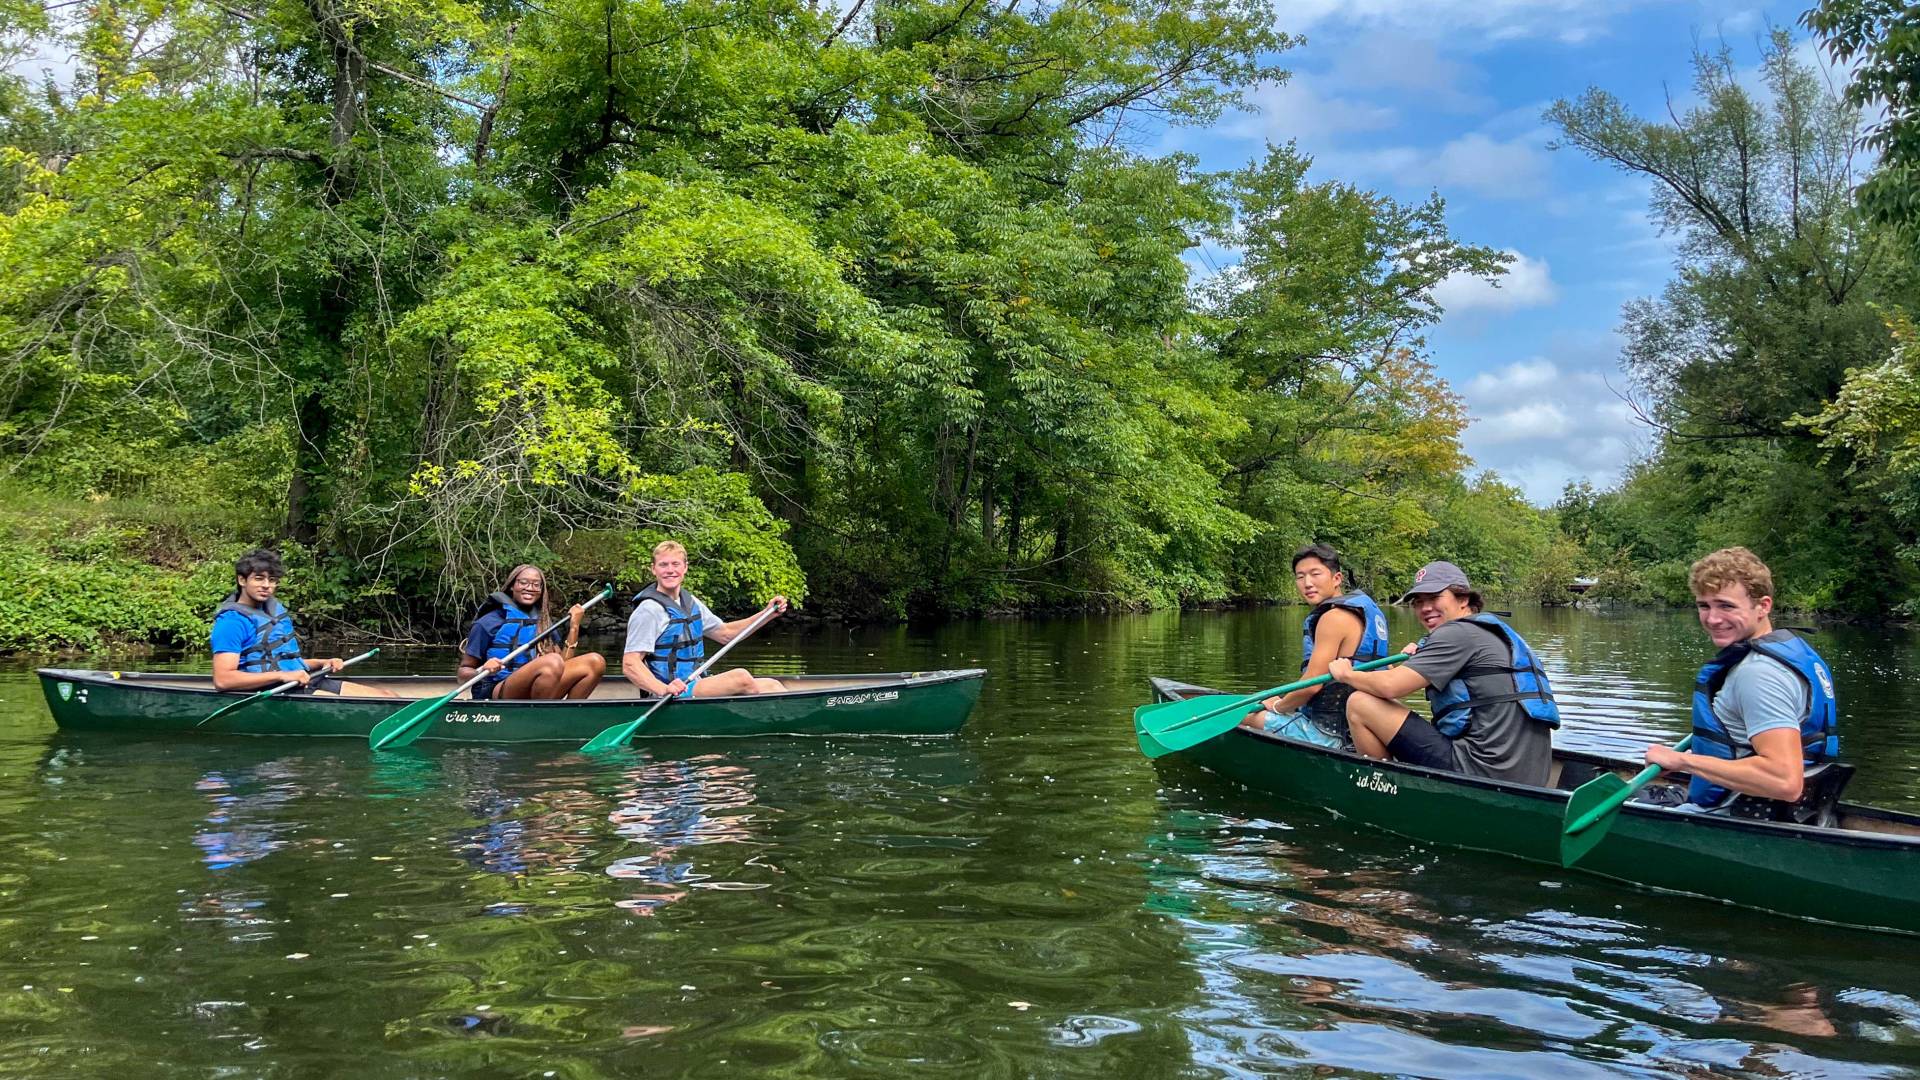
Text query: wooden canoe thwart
38 668 985 743
1145 676 1920 937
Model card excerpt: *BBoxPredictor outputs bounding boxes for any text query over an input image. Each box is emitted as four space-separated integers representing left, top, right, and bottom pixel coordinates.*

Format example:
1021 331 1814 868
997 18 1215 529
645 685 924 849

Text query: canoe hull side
1174 720 1920 936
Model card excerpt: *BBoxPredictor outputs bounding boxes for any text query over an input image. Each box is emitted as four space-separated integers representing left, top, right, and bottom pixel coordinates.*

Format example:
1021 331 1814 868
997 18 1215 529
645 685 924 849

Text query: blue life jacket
1426 613 1561 737
1688 630 1839 809
214 597 305 673
1300 590 1390 672
480 591 543 684
634 584 708 683
1300 590 1391 735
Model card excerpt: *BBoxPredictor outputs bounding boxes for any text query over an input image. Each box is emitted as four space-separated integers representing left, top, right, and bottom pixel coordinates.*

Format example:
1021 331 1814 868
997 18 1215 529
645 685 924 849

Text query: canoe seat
1725 762 1856 828
1552 758 1611 792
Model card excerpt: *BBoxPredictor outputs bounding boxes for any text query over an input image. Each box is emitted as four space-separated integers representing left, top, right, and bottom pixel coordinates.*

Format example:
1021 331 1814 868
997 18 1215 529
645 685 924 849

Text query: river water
1 606 1917 1077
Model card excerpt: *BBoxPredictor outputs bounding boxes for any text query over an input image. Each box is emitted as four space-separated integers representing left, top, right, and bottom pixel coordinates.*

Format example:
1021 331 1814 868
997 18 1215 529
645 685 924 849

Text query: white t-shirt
623 591 725 658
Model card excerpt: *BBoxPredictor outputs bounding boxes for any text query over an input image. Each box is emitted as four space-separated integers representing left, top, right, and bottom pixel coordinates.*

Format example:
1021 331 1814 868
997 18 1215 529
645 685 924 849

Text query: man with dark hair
210 548 390 697
1327 560 1559 786
1241 544 1390 747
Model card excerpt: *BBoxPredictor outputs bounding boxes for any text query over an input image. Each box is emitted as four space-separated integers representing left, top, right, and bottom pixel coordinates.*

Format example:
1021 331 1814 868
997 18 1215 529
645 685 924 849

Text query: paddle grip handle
1565 734 1694 835
1182 653 1412 730
449 586 613 697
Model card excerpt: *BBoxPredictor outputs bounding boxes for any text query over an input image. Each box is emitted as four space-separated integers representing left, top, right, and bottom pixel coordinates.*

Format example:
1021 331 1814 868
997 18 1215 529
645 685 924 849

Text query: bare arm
705 597 787 645
622 651 678 697
1268 609 1363 713
1647 728 1806 802
1329 656 1430 701
212 652 310 692
457 652 505 684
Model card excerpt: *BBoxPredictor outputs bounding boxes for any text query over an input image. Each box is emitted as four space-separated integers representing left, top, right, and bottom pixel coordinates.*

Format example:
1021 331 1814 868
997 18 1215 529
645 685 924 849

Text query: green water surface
1 606 1917 1077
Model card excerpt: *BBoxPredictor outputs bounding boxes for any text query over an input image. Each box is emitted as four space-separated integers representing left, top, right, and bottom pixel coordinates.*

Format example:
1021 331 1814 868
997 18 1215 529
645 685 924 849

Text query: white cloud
1458 354 1648 501
1322 130 1552 200
1434 250 1558 315
1326 34 1491 113
1223 76 1399 143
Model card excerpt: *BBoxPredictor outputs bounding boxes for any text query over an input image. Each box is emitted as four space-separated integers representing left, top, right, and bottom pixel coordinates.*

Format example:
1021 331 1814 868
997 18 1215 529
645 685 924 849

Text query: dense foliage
0 0 1562 649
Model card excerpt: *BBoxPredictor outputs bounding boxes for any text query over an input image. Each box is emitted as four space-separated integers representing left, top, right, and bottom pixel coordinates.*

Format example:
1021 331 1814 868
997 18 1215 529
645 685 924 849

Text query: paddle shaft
1157 653 1412 734
196 647 380 726
264 647 380 695
582 601 783 751
1565 735 1693 835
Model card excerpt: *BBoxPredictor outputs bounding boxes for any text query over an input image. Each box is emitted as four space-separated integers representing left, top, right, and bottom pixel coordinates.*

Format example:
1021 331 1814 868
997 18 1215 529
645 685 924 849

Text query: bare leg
689 668 776 697
316 679 398 698
499 654 566 699
1345 692 1411 760
555 653 607 699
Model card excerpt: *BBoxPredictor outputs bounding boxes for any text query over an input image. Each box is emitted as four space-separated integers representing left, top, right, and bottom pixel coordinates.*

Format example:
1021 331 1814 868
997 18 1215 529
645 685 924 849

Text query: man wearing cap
1326 560 1561 787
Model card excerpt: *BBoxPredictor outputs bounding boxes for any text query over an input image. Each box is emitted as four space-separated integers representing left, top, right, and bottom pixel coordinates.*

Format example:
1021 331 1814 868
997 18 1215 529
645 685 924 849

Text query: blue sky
1165 0 1830 503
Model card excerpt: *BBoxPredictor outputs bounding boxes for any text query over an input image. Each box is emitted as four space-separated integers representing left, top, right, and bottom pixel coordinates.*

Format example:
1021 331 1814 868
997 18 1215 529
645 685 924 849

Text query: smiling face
508 568 545 608
1292 557 1344 605
652 550 688 594
1409 589 1472 631
1695 582 1773 648
238 571 279 605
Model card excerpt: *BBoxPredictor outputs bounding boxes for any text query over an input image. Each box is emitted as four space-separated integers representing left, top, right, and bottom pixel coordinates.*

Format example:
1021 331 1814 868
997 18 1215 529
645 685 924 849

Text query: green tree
1546 30 1920 614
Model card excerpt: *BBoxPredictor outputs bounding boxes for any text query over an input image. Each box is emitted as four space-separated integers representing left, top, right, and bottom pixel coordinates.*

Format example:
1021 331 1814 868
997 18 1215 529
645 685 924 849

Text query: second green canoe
1146 676 1920 937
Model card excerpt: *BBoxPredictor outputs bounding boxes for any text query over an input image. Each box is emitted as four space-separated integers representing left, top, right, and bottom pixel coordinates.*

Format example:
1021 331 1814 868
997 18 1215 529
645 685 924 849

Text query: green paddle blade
1558 771 1630 867
197 689 270 727
368 690 459 751
580 718 644 753
1558 734 1691 867
580 696 672 753
1135 694 1260 758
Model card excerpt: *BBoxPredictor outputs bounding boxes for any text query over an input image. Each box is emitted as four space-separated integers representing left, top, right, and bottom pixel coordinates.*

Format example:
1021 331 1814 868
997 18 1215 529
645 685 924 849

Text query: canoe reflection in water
605 755 765 915
1143 801 1920 1074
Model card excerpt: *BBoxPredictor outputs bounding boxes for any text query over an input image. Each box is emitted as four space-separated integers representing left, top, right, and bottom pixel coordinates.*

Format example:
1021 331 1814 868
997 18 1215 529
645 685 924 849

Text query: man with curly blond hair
1643 547 1841 816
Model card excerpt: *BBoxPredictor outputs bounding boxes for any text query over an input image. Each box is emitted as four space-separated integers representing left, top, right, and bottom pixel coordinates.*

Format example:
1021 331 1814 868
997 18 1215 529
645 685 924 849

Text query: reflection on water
605 755 766 914
0 607 1917 1076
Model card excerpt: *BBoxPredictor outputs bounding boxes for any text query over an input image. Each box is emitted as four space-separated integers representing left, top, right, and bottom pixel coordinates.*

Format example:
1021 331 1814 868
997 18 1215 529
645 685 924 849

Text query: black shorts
1386 711 1459 772
285 675 344 696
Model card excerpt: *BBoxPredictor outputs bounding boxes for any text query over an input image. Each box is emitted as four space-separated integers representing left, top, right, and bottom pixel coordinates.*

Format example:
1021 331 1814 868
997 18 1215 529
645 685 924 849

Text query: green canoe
1146 677 1920 937
37 668 985 743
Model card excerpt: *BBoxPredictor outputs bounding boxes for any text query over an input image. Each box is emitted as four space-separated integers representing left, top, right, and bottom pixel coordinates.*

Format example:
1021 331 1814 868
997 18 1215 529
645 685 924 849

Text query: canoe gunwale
1146 675 1920 853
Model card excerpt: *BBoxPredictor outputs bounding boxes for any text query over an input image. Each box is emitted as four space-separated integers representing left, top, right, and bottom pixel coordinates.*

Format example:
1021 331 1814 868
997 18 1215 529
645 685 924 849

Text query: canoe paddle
369 585 613 751
579 601 783 753
196 647 381 728
1133 653 1411 759
1558 734 1693 867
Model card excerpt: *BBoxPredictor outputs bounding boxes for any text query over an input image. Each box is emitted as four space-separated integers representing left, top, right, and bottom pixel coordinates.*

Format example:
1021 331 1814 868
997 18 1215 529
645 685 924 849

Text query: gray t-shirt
1405 619 1553 786
1713 647 1809 750
623 591 724 658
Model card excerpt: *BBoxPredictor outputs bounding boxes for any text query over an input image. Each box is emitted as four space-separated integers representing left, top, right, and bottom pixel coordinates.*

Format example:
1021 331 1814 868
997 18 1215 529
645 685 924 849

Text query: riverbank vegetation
0 0 1587 651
